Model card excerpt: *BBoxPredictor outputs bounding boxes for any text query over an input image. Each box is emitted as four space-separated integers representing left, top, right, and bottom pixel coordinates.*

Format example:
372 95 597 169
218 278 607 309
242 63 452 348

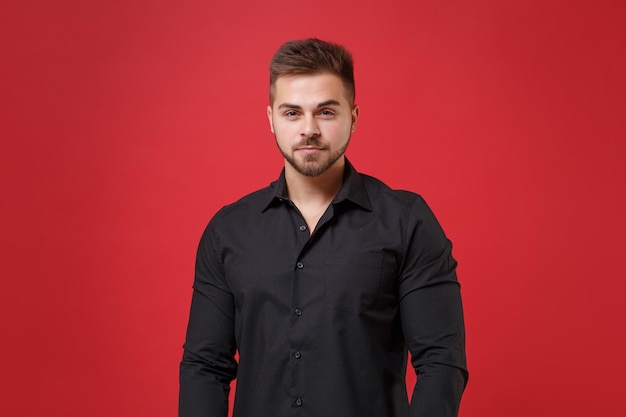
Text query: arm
398 197 468 417
179 221 237 417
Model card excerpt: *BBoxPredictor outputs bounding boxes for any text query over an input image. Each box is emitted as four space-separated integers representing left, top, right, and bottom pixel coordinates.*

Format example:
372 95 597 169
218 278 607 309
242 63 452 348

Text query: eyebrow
277 100 342 110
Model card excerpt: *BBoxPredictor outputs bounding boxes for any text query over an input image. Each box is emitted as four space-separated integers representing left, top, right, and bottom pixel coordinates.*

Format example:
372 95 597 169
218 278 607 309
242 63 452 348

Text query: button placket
291 214 314 412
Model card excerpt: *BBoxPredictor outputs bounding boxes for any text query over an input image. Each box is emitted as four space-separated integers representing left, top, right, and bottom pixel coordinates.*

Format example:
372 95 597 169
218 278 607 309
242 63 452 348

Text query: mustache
297 138 324 148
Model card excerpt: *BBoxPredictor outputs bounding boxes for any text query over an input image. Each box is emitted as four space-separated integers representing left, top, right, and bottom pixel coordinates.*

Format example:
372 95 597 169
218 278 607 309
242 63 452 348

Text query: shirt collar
262 158 373 212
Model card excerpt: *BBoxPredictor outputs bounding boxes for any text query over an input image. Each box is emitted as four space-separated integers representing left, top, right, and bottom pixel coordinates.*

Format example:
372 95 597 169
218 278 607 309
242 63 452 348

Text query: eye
284 110 299 118
318 109 335 117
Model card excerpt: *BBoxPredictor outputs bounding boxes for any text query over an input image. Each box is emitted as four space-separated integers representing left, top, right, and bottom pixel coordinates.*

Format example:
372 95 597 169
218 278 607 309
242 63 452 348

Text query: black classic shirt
180 160 468 417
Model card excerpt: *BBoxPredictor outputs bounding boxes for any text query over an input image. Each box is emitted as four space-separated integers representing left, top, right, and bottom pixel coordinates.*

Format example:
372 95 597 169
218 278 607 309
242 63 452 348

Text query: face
267 73 359 177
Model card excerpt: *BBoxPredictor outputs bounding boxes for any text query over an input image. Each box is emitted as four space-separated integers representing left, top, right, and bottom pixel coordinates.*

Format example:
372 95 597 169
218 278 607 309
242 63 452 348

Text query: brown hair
269 38 355 106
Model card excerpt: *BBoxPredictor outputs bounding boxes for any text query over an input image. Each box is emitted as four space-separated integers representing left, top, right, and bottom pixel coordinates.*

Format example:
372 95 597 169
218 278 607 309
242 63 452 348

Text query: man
180 38 468 417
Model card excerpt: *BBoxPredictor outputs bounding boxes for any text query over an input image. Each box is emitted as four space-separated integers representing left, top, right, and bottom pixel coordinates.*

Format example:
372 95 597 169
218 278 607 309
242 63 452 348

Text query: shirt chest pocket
324 251 387 313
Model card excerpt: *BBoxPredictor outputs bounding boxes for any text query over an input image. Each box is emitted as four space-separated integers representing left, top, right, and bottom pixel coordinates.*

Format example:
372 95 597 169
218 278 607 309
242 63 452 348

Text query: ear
267 105 274 133
351 104 360 132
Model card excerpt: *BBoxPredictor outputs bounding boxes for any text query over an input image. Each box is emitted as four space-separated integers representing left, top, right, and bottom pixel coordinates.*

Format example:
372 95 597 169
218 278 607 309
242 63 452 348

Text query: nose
301 115 320 138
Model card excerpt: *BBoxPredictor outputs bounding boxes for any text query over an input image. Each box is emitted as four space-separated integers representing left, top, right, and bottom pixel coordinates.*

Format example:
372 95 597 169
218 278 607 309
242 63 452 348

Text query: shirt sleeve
398 196 468 417
179 218 238 417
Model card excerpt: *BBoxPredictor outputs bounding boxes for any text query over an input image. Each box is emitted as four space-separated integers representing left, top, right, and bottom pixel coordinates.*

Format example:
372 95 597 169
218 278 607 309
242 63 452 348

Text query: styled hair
269 38 355 106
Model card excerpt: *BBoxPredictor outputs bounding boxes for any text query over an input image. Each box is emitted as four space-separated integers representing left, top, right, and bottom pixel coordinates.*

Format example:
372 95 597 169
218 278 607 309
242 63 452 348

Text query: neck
284 158 345 207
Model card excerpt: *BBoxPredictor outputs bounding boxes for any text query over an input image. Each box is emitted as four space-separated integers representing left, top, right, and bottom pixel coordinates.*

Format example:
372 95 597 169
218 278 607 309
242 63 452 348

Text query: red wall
1 1 625 416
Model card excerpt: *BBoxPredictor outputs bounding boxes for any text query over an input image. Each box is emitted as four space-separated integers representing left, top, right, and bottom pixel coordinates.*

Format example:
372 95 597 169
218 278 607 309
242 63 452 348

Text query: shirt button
294 308 302 316
296 262 304 269
295 398 303 406
299 225 307 232
294 351 301 359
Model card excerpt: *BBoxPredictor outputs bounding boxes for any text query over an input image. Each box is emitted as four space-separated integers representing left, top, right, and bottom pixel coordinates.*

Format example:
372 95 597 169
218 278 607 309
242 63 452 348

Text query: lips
296 146 324 154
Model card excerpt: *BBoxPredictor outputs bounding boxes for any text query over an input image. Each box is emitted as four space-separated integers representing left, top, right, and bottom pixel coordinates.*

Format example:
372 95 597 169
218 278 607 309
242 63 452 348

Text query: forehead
272 73 349 107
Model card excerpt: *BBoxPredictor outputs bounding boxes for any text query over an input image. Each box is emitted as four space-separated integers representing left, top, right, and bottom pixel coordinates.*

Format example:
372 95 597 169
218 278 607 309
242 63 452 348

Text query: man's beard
277 137 350 177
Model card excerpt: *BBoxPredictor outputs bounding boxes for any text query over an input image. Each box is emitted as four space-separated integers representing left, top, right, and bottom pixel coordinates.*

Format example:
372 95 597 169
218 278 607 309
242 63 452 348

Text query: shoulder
214 185 273 218
210 181 276 228
199 183 276 239
358 173 431 215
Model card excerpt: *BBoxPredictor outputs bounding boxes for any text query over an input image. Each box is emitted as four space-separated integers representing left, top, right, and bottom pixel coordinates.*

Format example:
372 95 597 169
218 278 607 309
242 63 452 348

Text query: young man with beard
180 38 468 417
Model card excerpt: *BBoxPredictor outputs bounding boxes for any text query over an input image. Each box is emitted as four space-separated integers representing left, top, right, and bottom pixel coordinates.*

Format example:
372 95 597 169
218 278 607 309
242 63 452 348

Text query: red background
1 1 625 416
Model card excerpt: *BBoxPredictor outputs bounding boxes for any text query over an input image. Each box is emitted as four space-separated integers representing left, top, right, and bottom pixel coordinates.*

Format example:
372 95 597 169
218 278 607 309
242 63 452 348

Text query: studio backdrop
1 1 624 416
